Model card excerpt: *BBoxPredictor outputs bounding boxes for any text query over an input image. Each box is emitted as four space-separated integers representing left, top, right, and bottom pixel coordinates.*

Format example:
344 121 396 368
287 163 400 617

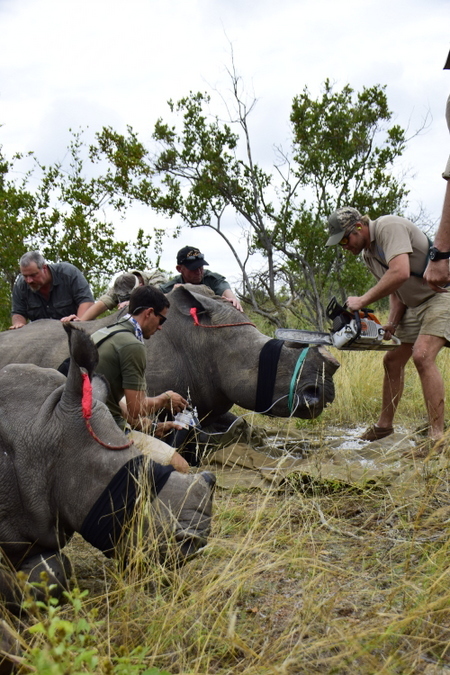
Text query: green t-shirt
91 320 147 428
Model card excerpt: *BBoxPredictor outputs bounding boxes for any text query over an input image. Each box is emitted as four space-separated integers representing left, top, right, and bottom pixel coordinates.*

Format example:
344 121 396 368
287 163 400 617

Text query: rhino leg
18 552 72 605
150 471 216 565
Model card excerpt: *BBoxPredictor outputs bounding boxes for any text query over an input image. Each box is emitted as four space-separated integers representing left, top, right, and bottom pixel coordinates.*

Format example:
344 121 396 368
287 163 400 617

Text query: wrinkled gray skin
0 324 214 674
0 285 339 423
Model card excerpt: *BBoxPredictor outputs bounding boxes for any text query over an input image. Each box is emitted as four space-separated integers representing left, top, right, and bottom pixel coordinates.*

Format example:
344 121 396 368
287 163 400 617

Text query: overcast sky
1 0 449 287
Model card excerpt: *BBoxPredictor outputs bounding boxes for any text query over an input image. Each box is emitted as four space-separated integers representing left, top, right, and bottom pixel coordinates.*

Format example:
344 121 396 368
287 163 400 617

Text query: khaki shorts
396 292 450 344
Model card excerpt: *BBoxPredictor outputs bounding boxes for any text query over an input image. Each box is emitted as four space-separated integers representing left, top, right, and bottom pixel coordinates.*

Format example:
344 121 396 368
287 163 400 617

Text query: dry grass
9 347 450 674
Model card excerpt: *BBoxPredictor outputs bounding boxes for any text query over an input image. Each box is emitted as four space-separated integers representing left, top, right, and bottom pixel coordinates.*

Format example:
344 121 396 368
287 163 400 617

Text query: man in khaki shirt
326 207 450 450
424 48 450 291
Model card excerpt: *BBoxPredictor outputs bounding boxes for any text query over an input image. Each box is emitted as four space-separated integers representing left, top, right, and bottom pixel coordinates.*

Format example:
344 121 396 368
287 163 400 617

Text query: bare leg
412 334 446 439
377 343 413 428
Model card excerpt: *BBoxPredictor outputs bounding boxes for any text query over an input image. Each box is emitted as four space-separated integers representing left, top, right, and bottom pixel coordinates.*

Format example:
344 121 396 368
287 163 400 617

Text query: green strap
288 347 310 413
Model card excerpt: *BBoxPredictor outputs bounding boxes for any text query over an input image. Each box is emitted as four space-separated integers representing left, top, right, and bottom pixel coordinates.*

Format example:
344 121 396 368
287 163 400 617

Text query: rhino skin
0 323 215 672
0 285 339 424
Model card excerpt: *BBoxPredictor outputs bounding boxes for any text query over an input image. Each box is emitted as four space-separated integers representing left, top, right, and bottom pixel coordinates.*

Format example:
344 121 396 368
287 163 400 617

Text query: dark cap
326 207 363 246
176 246 209 270
445 49 450 70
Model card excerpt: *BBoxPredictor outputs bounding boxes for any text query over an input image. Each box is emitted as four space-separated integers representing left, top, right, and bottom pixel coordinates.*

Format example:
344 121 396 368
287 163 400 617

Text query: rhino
0 285 339 425
0 323 215 674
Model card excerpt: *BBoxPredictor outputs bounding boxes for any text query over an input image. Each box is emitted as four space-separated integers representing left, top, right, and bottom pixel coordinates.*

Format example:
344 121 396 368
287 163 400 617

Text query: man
424 48 450 292
10 251 94 329
160 246 244 312
326 206 450 447
79 269 168 321
91 284 190 473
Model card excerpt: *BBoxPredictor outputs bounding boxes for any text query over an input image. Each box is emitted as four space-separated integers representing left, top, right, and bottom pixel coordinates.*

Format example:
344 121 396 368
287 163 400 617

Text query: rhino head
145 285 339 421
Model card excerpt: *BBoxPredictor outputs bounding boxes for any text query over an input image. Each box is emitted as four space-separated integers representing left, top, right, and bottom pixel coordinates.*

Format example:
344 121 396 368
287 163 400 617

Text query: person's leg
376 342 414 428
129 430 189 472
412 334 446 439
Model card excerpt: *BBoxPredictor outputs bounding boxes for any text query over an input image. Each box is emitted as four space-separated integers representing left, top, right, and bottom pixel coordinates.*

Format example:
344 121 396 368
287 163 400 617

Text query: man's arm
124 388 188 420
9 313 27 330
76 300 109 321
60 301 95 323
346 253 410 312
424 181 450 291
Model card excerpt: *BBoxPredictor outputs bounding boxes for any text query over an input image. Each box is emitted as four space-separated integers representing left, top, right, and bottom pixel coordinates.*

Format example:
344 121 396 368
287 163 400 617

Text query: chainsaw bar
275 328 401 351
275 328 332 346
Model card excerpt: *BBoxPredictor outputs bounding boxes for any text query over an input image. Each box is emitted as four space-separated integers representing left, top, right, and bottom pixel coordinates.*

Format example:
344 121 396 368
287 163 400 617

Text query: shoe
360 425 394 441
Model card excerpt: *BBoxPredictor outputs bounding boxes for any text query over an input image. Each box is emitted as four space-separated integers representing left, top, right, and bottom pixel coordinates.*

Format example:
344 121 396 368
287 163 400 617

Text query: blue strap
288 347 310 413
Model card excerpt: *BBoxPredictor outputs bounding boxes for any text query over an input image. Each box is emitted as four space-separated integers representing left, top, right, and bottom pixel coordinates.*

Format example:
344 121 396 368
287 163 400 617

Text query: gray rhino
0 324 215 674
0 285 339 424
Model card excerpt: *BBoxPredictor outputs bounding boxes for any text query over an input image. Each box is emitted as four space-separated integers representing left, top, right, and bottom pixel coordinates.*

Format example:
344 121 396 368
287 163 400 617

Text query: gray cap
326 207 363 246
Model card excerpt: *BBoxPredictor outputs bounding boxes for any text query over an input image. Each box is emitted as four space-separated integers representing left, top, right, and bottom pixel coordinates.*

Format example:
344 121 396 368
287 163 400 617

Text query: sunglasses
184 251 204 261
131 307 167 325
156 312 167 325
339 229 355 247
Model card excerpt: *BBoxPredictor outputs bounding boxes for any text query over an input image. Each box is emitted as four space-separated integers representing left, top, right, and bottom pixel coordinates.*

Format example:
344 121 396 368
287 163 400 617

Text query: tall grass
5 324 450 674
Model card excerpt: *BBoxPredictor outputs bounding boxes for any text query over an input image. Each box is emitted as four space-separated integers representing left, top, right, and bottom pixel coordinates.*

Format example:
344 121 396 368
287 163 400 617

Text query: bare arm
9 313 27 329
76 300 110 321
222 289 243 312
60 301 95 323
424 180 450 291
346 253 410 312
123 388 188 420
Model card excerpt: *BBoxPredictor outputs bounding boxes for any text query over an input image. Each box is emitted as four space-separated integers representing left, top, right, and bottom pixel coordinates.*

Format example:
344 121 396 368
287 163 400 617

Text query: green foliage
0 131 158 325
22 584 171 675
95 78 408 329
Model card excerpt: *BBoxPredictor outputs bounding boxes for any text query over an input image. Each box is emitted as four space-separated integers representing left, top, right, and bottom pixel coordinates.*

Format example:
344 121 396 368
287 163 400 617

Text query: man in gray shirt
10 250 94 329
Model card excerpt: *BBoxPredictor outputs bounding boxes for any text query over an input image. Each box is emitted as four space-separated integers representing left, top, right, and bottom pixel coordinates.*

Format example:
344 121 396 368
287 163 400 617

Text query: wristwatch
429 246 450 261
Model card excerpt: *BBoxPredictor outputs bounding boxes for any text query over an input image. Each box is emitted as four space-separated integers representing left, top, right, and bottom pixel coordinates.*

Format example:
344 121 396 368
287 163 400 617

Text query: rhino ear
171 285 225 317
63 324 98 378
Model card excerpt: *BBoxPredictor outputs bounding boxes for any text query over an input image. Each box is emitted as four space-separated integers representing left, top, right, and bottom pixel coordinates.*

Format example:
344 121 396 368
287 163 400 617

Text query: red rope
189 307 255 328
85 419 134 450
81 372 133 450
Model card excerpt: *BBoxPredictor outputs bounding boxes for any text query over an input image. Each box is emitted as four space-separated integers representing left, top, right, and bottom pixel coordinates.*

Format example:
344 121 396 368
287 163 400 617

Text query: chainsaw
275 297 401 351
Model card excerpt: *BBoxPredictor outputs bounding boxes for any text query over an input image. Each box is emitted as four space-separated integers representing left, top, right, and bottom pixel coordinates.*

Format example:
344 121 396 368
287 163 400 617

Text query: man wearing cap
424 48 450 292
160 246 243 312
91 284 190 473
79 269 168 321
326 206 450 448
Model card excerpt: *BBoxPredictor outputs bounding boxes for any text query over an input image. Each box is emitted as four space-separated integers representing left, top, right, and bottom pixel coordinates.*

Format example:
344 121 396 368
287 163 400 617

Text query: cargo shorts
396 292 450 345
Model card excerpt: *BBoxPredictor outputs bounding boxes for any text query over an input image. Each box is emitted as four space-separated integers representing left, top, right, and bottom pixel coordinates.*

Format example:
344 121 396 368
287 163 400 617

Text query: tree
0 131 158 328
91 77 410 329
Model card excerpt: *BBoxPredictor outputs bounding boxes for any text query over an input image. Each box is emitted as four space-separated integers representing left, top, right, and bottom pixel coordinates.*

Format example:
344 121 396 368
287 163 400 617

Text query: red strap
81 372 93 420
190 307 200 325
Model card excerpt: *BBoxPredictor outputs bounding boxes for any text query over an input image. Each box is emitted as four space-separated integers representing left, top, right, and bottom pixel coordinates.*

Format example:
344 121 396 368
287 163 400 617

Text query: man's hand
423 260 450 292
159 390 188 413
153 420 183 437
8 323 24 330
170 451 190 473
61 314 80 322
345 296 365 312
